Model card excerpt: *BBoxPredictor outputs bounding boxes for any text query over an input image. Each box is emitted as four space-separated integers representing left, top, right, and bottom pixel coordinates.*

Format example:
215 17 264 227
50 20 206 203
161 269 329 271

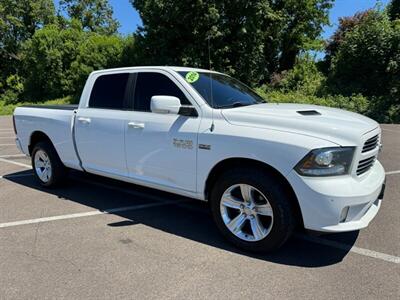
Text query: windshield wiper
216 102 252 109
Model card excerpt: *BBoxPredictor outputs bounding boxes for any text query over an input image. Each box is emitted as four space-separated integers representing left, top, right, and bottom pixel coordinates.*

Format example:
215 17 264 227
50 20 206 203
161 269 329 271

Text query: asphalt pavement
0 116 399 299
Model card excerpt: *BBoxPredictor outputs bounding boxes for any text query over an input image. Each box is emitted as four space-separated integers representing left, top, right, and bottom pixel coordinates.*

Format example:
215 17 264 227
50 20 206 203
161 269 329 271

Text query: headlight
295 147 355 176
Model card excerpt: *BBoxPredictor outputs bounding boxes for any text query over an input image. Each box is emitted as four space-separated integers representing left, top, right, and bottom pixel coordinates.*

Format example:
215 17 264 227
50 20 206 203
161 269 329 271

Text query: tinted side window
134 72 190 112
178 72 263 108
89 73 129 109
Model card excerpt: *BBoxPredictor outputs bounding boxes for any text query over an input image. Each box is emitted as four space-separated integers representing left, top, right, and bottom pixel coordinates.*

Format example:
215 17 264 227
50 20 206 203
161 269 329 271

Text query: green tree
325 10 371 66
69 33 127 99
388 0 400 20
0 0 55 81
272 0 333 71
22 22 85 101
328 10 400 122
22 21 127 102
59 0 119 35
330 11 395 96
130 0 332 85
0 74 24 104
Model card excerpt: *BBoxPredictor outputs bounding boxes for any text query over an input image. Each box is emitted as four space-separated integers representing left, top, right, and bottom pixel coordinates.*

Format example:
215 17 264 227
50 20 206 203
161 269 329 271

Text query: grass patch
0 96 73 116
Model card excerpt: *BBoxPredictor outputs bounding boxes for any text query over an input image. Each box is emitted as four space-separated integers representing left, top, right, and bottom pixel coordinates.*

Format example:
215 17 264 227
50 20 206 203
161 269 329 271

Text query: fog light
340 206 349 223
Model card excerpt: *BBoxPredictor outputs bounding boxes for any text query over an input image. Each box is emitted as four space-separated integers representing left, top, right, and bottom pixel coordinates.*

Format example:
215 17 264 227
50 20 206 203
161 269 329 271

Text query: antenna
208 35 215 132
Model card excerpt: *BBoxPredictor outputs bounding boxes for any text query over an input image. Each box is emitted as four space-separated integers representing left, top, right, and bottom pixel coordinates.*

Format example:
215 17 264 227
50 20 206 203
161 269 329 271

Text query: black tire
31 141 68 187
210 167 296 252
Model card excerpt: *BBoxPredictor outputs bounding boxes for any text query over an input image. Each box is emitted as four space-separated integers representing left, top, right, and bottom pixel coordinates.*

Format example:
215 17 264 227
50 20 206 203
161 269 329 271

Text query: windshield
178 71 265 109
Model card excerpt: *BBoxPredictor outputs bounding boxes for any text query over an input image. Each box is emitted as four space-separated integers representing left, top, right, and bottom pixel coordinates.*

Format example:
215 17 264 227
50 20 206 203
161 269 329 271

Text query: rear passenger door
75 72 131 177
125 71 200 192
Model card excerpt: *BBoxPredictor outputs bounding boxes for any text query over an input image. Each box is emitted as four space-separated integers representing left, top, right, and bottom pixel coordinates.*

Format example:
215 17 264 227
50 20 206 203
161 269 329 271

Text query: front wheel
210 168 296 252
32 141 67 187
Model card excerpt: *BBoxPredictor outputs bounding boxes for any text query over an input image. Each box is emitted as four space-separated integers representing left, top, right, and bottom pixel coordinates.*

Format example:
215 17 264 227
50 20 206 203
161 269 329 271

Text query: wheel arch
204 157 304 228
28 131 54 155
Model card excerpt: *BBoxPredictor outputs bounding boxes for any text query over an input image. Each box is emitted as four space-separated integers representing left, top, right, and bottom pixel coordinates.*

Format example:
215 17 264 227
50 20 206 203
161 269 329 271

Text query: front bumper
287 160 385 233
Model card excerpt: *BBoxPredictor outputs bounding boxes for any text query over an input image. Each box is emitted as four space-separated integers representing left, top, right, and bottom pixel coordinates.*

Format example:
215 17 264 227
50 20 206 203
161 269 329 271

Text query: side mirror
151 95 181 114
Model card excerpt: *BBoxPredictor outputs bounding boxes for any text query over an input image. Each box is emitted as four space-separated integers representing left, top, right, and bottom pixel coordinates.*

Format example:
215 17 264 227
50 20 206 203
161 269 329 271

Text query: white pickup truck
13 67 385 252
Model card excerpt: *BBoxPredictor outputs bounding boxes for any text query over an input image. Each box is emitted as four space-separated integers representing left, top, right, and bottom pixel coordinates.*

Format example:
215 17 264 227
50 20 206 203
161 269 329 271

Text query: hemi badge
199 144 211 150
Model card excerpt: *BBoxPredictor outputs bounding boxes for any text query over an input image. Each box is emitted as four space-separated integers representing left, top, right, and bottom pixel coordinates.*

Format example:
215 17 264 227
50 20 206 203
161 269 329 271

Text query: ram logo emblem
173 138 193 149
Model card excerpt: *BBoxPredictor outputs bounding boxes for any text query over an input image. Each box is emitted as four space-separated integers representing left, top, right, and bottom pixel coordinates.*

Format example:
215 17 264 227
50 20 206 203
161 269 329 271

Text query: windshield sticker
185 71 199 83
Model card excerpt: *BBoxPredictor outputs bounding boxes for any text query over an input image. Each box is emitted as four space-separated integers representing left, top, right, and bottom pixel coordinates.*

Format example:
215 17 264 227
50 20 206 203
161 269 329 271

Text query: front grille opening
362 134 379 153
357 156 376 175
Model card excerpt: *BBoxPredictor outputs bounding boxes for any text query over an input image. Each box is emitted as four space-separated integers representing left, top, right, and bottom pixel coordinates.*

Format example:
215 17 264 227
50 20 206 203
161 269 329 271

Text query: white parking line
0 201 179 229
0 158 31 168
0 157 399 264
0 144 16 146
0 173 33 179
386 170 400 175
0 201 398 264
297 234 400 264
0 154 26 158
0 137 14 139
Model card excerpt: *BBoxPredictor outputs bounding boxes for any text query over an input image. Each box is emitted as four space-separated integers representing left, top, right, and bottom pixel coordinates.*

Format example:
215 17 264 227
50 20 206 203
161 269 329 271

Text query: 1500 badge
173 138 193 149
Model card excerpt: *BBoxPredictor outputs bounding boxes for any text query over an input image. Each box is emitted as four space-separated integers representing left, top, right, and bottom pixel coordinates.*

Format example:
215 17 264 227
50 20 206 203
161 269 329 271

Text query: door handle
78 117 91 124
128 121 145 129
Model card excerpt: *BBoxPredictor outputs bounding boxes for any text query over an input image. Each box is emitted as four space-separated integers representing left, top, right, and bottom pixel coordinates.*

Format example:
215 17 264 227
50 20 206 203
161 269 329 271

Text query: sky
56 0 391 39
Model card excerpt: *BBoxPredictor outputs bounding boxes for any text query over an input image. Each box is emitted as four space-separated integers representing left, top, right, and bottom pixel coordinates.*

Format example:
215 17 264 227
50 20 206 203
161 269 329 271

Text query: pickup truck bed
14 105 81 171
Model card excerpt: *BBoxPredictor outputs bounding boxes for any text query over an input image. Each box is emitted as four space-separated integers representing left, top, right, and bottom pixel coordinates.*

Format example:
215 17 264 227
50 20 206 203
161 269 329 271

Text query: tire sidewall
210 169 294 252
32 143 56 187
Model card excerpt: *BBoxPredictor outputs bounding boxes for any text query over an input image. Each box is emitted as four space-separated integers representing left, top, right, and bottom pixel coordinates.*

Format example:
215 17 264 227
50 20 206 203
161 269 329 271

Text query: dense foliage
328 10 400 122
22 23 130 102
388 0 400 20
59 0 119 35
131 0 332 84
0 0 55 83
264 4 400 122
0 0 399 122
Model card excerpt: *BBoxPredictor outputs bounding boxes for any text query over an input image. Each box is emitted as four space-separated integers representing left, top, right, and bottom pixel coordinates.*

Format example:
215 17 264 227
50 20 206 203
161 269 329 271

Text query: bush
329 10 398 98
0 74 24 105
367 95 400 123
22 23 85 101
326 9 400 122
0 96 72 116
256 88 370 115
269 54 326 96
21 22 129 103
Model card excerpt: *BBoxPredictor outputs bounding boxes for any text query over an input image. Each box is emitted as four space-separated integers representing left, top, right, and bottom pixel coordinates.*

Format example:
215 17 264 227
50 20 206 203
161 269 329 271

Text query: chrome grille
357 156 376 175
362 134 379 153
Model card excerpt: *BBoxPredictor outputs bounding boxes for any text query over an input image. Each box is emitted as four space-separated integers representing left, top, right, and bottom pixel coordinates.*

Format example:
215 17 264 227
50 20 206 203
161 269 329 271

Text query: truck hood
221 103 378 145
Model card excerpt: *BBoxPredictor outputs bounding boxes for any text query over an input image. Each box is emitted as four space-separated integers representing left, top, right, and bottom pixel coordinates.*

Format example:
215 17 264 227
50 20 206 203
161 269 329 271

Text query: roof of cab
90 66 222 76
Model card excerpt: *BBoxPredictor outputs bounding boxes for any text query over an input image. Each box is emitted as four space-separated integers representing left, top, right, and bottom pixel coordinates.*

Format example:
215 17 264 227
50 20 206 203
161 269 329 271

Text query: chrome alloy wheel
220 184 274 242
34 150 52 183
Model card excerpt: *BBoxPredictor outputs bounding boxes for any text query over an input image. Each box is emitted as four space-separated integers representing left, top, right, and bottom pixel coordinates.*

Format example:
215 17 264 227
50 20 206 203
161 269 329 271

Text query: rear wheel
210 167 296 252
32 141 67 187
